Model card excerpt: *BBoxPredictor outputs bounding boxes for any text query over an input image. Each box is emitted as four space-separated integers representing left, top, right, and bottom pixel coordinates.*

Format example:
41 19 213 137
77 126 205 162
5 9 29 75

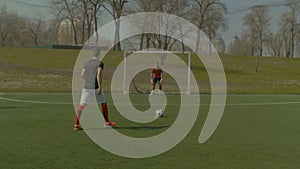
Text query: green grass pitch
1 93 300 169
1 47 300 168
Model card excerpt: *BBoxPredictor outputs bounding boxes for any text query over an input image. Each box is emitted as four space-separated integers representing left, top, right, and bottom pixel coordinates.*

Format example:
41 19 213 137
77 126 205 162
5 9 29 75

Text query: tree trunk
114 18 121 50
94 11 99 45
34 36 39 46
259 32 262 56
251 40 255 56
291 28 294 58
140 33 144 50
81 14 86 45
146 34 150 48
163 36 168 50
71 19 78 45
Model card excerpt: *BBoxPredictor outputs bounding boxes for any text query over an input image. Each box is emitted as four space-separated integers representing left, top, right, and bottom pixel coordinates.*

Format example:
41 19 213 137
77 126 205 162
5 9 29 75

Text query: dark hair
93 48 101 57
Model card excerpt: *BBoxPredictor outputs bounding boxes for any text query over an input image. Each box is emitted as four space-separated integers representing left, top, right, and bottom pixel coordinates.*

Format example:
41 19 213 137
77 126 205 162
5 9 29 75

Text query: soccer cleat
104 122 112 128
109 121 116 127
74 124 83 131
104 121 116 128
150 90 154 95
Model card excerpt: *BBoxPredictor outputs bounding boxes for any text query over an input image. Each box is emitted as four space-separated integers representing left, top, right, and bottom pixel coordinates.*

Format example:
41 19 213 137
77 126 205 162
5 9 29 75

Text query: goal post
123 50 192 95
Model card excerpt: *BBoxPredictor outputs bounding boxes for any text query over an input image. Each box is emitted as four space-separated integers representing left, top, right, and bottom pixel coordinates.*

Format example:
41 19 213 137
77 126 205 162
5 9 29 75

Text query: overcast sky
0 0 290 47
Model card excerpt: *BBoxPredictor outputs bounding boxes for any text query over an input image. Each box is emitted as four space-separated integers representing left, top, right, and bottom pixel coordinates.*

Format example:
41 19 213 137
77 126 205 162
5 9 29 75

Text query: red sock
75 105 84 125
101 103 109 122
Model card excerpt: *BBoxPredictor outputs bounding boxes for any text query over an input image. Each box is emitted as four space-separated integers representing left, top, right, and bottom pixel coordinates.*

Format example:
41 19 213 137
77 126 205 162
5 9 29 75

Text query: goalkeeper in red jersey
150 62 163 95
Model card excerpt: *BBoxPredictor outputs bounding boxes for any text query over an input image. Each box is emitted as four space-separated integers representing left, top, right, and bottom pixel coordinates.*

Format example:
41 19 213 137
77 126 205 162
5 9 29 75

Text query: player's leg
152 78 157 90
75 104 84 124
96 89 116 127
74 89 91 131
159 78 163 90
150 78 156 95
74 104 84 131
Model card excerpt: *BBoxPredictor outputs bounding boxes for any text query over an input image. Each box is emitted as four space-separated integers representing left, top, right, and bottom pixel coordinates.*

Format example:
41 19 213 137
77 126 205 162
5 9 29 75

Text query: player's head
93 48 101 58
155 61 159 67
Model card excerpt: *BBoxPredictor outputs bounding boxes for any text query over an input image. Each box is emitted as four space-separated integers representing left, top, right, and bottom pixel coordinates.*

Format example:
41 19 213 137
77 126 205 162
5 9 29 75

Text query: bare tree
0 5 9 47
79 0 89 44
241 28 259 56
243 5 271 72
280 14 293 58
265 32 284 57
44 19 60 45
132 0 192 51
58 0 103 45
104 0 128 50
0 4 57 47
0 5 27 47
78 0 103 45
227 34 252 56
88 0 104 44
51 0 81 45
189 0 227 52
162 0 192 51
243 5 271 57
134 0 165 50
279 1 300 58
28 17 48 46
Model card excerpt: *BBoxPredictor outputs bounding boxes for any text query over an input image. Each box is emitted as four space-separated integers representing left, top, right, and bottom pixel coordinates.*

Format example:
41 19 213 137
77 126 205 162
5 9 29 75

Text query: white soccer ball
155 109 164 118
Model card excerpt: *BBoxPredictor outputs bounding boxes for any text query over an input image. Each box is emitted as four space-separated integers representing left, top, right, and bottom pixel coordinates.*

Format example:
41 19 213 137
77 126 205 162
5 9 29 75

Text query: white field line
1 96 300 106
0 96 72 105
1 92 300 97
0 92 71 96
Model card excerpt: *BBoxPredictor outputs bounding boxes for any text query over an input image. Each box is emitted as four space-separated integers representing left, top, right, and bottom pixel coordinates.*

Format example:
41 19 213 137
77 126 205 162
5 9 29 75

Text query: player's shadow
84 125 170 131
113 125 170 130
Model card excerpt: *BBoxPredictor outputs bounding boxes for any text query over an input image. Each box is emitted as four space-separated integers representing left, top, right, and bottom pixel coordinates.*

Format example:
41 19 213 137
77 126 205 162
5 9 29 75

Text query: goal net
119 50 195 95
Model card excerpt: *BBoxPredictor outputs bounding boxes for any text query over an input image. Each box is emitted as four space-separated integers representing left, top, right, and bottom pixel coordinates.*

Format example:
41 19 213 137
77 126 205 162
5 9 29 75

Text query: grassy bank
0 47 300 94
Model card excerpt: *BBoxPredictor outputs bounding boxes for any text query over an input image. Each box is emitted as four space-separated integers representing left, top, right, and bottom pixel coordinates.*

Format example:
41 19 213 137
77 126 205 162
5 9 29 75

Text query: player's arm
96 67 102 95
151 68 155 79
150 68 154 84
80 69 86 79
160 69 163 83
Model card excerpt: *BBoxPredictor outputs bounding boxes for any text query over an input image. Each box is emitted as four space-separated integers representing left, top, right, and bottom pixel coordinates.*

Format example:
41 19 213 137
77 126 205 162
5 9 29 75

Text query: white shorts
80 88 106 105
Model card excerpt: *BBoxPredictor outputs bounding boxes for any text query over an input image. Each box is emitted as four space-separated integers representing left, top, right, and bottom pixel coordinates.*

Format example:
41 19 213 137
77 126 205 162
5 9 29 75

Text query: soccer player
74 48 116 131
150 62 163 95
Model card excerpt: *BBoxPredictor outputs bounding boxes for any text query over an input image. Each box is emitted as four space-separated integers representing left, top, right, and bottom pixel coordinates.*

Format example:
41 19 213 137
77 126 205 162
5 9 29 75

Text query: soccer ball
155 109 164 118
